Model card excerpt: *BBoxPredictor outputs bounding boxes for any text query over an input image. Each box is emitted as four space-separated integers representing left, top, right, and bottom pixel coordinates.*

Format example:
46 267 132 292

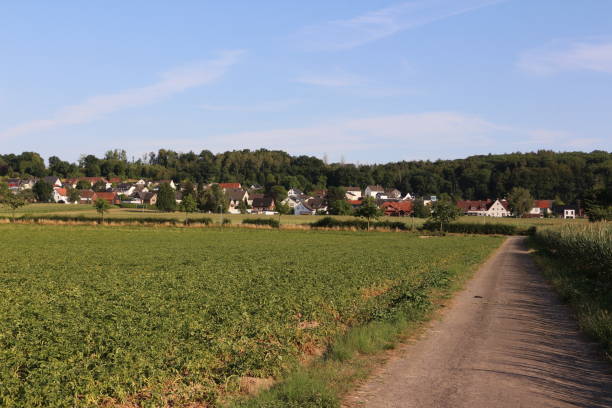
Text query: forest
0 149 610 204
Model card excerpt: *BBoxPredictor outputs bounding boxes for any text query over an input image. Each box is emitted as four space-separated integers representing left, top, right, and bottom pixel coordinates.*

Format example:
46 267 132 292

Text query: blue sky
1 0 610 163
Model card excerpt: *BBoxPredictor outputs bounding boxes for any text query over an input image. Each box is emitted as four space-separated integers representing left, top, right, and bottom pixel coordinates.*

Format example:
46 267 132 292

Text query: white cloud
0 50 244 140
518 40 612 75
296 0 503 51
153 111 574 163
199 99 301 112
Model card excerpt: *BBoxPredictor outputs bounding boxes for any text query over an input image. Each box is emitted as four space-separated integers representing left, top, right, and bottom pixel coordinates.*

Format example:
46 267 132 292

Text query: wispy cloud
518 40 612 75
151 111 578 163
295 0 503 51
0 50 244 140
200 99 301 113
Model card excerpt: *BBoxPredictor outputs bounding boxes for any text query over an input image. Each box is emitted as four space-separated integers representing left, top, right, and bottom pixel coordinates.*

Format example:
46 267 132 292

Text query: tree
238 198 250 214
507 187 534 218
156 182 176 212
355 197 382 231
269 185 288 203
328 199 353 215
0 184 25 221
179 194 197 224
92 180 107 192
76 180 92 190
198 184 228 213
181 180 196 198
412 199 430 218
68 188 81 204
32 180 53 202
93 198 111 222
429 200 461 232
326 186 347 203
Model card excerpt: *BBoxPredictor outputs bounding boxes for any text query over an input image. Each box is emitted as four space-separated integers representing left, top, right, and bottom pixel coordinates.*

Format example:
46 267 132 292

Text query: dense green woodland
0 149 610 203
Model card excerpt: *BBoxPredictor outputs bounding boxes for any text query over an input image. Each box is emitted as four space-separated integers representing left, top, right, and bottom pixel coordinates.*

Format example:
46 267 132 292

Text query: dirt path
345 236 612 408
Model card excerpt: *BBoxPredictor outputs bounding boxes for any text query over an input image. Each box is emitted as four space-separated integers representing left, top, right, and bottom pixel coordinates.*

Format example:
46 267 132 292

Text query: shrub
242 218 280 228
421 221 519 235
310 217 409 231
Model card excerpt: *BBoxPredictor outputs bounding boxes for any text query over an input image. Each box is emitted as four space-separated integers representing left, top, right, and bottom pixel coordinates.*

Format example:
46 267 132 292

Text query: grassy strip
228 241 504 408
528 238 612 362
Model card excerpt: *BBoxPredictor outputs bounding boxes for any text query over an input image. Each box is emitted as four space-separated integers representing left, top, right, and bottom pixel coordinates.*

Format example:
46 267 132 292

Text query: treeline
0 149 610 204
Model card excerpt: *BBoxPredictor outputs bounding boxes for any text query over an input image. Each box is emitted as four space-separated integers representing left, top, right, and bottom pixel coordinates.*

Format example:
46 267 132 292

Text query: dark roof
252 196 274 208
226 188 247 201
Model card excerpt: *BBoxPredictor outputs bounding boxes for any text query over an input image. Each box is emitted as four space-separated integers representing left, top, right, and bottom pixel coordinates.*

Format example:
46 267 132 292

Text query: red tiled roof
54 187 68 196
78 190 96 199
534 200 553 209
347 200 362 205
218 182 241 189
381 201 413 212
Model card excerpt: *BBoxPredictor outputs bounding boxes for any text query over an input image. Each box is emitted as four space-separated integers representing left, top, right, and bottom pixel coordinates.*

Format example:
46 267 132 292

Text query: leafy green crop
0 225 501 407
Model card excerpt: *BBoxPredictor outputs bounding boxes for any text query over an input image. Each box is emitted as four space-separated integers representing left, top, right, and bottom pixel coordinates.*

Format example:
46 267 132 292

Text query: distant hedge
421 221 521 235
242 218 280 228
311 217 409 231
1 214 212 226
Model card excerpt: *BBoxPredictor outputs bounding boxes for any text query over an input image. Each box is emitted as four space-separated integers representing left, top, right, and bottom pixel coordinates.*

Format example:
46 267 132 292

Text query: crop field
0 224 502 407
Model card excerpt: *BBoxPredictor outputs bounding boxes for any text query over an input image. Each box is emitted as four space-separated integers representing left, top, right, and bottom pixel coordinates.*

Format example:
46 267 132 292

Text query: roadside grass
229 245 503 408
528 228 612 361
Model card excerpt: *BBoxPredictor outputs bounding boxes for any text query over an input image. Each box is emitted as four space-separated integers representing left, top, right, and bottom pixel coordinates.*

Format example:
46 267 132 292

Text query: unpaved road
345 236 612 408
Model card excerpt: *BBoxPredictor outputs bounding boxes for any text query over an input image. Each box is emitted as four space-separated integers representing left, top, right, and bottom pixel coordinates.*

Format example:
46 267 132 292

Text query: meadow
0 203 589 228
0 224 503 407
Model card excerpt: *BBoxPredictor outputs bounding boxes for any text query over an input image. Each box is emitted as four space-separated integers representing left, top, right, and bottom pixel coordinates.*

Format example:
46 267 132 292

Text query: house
43 176 63 187
67 177 110 189
135 179 147 186
251 196 275 213
345 187 362 200
347 199 363 208
153 180 176 190
94 192 120 205
287 188 304 197
456 199 511 217
553 205 581 219
218 182 241 190
529 200 553 217
456 200 490 216
138 192 158 206
304 197 327 214
365 185 384 198
78 190 97 204
7 178 22 191
226 189 250 213
282 196 301 209
112 183 136 196
52 187 69 203
385 189 402 199
294 201 316 215
381 201 413 217
108 177 122 184
485 199 511 217
311 189 327 199
401 193 414 200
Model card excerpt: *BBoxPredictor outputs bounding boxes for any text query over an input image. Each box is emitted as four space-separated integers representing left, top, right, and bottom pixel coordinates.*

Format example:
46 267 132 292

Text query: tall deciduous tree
93 198 111 222
33 180 53 202
429 200 461 232
179 194 197 224
355 197 382 231
156 183 177 212
507 187 534 218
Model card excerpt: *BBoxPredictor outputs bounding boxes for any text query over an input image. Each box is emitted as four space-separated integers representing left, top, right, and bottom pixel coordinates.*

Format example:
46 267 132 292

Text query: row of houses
3 177 582 218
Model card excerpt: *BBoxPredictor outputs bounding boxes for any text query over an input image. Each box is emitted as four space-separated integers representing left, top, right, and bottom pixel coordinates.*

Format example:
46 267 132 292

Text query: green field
0 224 503 407
0 203 589 228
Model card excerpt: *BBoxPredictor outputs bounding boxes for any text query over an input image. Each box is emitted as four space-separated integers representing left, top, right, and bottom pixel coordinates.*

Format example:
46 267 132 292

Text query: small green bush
242 218 280 228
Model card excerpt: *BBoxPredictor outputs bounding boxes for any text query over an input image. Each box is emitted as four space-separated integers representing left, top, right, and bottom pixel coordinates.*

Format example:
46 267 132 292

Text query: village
4 176 583 219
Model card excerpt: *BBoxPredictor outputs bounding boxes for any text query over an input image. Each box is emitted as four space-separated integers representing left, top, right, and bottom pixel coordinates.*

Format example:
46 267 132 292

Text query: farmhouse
251 196 275 213
78 190 97 204
456 199 511 217
381 201 413 216
529 200 553 217
365 185 384 198
52 187 69 203
95 192 120 205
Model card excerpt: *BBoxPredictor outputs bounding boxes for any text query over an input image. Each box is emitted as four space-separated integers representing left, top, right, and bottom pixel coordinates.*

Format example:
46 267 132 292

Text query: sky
1 0 611 164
